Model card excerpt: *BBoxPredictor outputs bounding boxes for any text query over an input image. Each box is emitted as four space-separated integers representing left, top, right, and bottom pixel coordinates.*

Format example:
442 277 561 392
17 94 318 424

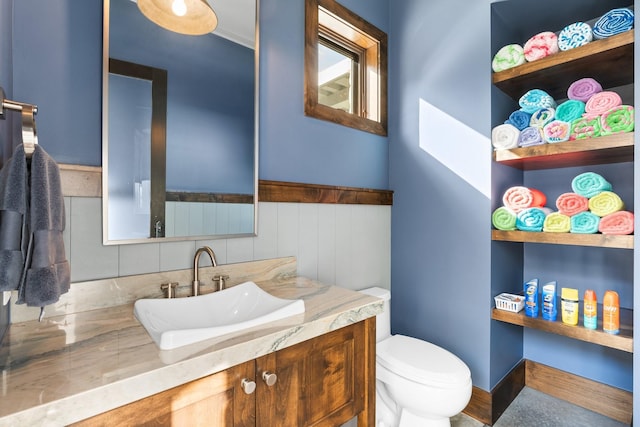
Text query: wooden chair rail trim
258 180 393 205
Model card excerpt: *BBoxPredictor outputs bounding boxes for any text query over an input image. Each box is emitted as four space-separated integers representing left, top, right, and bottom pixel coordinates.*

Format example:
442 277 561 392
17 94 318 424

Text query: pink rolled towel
503 186 546 213
555 192 589 216
567 78 602 102
584 91 622 118
598 211 634 235
524 31 559 62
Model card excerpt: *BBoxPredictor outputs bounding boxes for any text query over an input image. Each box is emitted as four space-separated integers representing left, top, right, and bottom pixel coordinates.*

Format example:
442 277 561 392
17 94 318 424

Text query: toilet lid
377 335 471 387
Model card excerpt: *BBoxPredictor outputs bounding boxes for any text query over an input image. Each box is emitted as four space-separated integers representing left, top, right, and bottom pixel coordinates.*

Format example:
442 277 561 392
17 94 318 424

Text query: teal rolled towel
571 172 612 198
516 207 547 232
570 211 600 234
555 99 586 123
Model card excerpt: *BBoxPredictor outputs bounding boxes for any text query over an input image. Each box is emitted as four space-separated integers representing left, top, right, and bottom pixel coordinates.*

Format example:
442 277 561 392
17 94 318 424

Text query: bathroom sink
134 281 305 350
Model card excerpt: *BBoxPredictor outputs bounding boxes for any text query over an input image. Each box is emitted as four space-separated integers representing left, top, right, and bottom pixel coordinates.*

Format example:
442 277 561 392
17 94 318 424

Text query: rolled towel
571 172 612 198
592 8 634 40
516 207 547 232
584 91 622 117
519 89 557 113
492 44 526 72
600 105 635 136
588 191 624 217
523 31 559 62
598 211 634 235
542 120 571 143
543 212 571 233
529 107 555 130
518 126 544 147
530 188 547 207
558 22 593 51
555 99 586 123
570 116 602 140
556 192 589 216
570 211 600 234
492 124 520 150
492 206 517 231
503 186 533 213
505 110 532 131
567 78 603 102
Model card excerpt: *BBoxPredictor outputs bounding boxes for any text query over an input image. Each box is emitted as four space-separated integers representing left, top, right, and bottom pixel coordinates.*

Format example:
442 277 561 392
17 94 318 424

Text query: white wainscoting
67 199 390 291
164 201 254 237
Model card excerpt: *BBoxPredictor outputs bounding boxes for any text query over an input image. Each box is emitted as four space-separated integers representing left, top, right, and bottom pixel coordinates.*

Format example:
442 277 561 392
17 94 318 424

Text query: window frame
304 0 388 136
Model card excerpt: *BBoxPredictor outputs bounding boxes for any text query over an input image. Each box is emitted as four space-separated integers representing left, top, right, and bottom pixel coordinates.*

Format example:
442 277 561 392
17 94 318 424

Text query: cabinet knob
261 371 277 386
241 378 256 395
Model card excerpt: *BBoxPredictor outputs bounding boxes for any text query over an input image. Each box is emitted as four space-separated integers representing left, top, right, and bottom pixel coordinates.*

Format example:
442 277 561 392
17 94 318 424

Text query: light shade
137 0 218 36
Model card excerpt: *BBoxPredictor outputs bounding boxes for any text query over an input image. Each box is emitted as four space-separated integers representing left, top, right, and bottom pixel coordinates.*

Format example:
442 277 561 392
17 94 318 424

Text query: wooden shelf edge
492 31 634 85
491 230 633 249
493 133 634 170
492 307 633 353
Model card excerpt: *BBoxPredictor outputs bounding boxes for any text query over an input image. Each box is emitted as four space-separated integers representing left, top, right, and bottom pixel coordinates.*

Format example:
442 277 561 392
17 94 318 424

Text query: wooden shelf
493 133 634 170
492 31 634 101
492 305 633 353
492 230 633 249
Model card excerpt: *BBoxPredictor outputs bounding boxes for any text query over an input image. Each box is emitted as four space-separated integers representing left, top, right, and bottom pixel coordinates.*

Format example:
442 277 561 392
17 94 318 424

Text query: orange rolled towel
598 211 634 235
555 192 589 216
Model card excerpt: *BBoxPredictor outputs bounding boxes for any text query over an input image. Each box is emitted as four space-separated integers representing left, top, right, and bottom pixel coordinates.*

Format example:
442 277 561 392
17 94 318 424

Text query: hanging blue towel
16 145 70 308
592 8 634 39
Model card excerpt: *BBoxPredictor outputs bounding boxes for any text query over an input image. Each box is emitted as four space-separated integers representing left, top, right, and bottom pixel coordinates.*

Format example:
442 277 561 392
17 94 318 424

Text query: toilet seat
377 335 471 388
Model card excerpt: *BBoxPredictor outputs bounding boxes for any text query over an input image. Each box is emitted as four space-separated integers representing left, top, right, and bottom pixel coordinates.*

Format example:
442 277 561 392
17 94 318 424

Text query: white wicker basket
494 293 524 313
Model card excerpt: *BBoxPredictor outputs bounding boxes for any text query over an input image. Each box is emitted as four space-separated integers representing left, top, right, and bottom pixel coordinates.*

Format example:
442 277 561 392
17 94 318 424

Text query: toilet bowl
360 287 472 427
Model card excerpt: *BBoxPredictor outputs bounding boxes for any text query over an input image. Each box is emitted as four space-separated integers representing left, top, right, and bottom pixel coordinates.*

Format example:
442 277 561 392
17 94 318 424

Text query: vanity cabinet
72 318 375 427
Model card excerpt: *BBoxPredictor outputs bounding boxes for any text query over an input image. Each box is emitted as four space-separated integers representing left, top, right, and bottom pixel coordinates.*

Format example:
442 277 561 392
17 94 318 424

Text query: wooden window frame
304 0 388 136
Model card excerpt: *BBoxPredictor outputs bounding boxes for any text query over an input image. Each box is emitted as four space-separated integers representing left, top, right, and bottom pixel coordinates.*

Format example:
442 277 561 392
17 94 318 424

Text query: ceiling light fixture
137 0 218 36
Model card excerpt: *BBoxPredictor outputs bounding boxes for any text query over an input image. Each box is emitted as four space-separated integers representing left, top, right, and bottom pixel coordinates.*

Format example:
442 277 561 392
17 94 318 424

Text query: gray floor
452 387 630 427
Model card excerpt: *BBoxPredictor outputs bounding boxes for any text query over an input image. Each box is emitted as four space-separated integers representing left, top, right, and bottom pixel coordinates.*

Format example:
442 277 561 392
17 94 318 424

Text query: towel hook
0 86 39 158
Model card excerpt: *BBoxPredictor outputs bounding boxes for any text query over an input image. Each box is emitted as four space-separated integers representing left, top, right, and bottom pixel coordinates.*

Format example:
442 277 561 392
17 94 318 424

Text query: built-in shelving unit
492 306 633 352
491 14 634 350
492 31 634 101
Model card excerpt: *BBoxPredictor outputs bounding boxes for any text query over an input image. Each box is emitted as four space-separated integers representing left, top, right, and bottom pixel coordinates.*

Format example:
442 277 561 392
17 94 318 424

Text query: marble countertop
0 276 382 426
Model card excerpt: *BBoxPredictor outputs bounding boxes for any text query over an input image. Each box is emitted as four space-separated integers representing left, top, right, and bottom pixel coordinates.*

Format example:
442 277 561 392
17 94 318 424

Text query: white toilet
360 287 472 427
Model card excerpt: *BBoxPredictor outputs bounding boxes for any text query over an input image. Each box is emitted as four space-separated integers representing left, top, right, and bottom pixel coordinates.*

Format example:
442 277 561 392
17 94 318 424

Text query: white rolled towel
492 123 520 150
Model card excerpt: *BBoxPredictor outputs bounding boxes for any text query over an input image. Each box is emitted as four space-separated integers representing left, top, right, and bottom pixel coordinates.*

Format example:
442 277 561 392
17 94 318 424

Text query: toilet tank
359 287 391 342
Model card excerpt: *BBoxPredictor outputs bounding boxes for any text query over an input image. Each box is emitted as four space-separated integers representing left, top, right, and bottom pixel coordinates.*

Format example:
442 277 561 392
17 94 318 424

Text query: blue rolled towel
571 172 612 198
592 8 634 39
570 211 600 234
519 89 557 114
558 22 593 51
516 207 547 232
505 110 532 131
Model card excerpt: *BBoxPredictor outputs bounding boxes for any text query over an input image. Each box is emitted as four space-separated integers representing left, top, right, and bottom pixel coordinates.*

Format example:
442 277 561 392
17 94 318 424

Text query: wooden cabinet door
72 360 256 427
256 319 375 427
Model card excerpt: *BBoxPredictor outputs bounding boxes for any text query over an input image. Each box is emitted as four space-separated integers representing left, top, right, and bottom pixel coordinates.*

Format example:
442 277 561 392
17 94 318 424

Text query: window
305 0 387 136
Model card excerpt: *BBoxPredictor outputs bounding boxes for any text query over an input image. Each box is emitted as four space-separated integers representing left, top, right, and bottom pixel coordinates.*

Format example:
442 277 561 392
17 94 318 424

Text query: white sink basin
134 281 305 350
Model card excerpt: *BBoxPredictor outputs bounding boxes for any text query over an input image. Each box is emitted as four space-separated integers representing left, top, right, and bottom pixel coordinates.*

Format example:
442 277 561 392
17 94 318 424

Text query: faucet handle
161 282 178 298
212 275 229 291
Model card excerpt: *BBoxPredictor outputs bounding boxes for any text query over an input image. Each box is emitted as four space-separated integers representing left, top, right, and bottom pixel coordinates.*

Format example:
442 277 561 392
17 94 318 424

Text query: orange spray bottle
603 290 619 335
583 290 597 330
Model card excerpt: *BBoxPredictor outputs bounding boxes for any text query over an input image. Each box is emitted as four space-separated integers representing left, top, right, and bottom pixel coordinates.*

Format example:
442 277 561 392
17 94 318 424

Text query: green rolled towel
492 206 517 230
570 116 601 140
555 99 586 123
588 191 624 217
543 212 571 233
492 44 525 72
600 105 635 135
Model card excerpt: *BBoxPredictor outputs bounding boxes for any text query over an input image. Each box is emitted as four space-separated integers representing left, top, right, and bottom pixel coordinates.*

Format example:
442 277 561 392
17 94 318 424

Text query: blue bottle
541 281 557 321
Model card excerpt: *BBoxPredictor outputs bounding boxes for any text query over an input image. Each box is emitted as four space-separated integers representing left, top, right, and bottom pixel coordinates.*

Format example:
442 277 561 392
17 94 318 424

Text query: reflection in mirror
103 0 258 244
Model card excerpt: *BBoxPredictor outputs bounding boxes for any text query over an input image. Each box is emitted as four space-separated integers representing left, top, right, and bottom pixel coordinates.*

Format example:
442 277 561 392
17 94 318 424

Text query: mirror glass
102 0 258 244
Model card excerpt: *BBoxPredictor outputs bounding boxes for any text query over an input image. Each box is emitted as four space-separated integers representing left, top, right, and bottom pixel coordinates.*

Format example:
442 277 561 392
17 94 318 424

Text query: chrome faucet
192 246 218 296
